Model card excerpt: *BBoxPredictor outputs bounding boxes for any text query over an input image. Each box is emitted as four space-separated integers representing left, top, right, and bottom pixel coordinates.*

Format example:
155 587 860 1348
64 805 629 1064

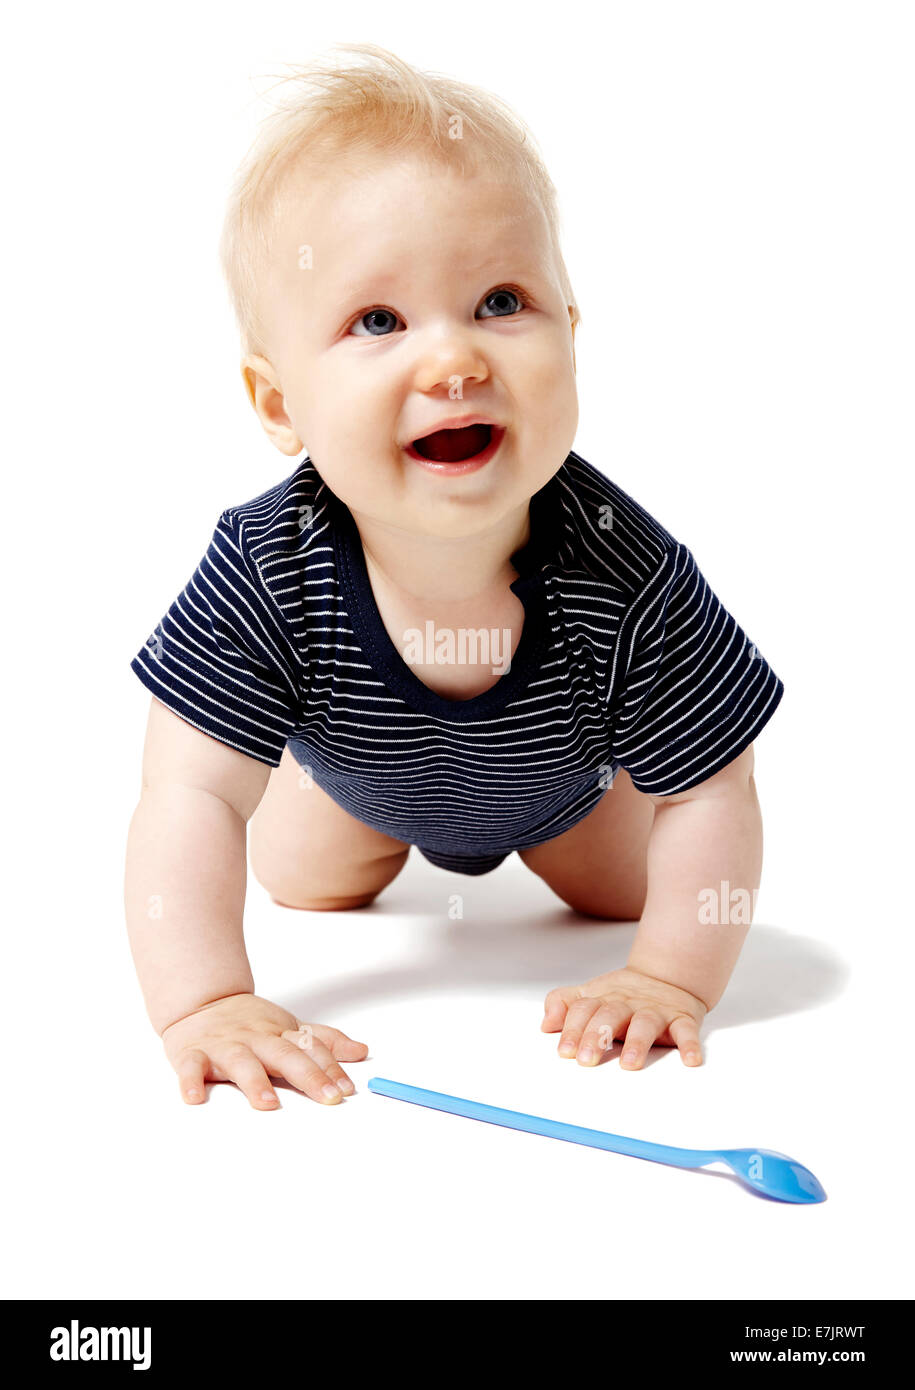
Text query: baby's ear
240 354 303 456
240 354 272 409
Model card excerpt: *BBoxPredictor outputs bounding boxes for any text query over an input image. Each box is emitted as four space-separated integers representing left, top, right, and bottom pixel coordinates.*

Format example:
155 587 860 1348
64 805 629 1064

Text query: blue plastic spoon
368 1077 826 1204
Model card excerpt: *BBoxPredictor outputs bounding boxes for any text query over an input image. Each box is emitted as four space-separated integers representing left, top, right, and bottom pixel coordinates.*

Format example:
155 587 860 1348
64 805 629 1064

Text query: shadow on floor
273 849 847 1036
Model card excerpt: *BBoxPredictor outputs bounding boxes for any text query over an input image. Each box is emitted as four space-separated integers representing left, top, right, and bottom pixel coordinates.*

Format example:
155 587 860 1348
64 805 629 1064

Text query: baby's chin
360 475 516 526
337 468 529 540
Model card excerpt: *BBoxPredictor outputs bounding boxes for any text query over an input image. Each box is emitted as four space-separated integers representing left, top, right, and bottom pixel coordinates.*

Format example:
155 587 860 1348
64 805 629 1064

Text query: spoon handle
368 1077 713 1169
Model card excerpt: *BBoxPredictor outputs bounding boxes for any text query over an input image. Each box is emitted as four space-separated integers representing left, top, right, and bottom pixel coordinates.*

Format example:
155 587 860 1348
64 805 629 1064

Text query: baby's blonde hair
219 42 580 357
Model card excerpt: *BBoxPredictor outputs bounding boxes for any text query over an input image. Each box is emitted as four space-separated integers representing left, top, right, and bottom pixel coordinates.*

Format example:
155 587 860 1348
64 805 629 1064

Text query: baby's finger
208 1042 281 1110
252 1032 347 1103
277 1028 355 1094
556 996 604 1057
173 1047 210 1105
668 1015 704 1067
541 986 581 1032
303 1022 370 1061
574 1003 631 1066
618 1008 666 1070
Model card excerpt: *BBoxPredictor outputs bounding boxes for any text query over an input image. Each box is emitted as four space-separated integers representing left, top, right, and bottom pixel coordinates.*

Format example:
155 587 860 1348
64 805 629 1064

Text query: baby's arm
124 697 366 1107
543 746 760 1067
125 697 265 1030
627 746 761 1015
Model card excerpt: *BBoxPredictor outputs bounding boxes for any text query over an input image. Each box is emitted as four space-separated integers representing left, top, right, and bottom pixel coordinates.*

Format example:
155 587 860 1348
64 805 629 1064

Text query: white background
2 0 912 1301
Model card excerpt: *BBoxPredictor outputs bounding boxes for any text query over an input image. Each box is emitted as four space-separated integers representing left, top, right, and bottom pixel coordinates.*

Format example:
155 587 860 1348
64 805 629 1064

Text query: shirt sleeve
607 543 784 796
129 508 303 766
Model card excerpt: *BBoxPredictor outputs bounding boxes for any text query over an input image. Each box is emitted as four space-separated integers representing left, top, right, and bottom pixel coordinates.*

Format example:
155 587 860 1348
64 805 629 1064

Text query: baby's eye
477 287 530 318
349 308 403 338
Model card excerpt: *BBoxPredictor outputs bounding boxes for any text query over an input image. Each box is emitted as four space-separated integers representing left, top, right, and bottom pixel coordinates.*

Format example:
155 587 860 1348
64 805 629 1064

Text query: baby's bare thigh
518 767 655 919
248 747 411 909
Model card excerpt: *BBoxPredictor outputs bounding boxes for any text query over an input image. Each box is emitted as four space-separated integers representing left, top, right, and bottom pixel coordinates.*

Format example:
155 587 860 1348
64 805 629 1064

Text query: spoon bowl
714 1147 827 1203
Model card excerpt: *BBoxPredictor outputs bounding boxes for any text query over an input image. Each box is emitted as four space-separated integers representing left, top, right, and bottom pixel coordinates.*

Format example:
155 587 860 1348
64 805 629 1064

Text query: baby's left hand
541 967 708 1069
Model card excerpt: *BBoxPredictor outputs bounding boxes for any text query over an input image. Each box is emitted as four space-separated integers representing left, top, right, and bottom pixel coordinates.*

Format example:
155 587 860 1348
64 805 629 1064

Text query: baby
125 43 784 1110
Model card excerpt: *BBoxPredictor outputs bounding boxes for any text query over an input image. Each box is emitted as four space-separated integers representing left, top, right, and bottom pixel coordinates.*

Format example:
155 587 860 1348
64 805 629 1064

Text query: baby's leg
518 768 654 920
249 748 411 909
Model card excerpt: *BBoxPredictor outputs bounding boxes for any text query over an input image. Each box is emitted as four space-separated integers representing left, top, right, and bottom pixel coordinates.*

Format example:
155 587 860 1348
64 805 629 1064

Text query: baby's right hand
160 992 368 1110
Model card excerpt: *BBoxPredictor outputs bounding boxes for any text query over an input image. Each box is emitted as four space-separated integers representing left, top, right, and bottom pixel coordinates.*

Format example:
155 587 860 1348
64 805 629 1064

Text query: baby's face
247 152 578 542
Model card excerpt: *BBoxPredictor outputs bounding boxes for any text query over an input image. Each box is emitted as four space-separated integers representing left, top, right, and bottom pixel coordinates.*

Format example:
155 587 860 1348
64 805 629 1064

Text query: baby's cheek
523 354 578 444
525 338 577 406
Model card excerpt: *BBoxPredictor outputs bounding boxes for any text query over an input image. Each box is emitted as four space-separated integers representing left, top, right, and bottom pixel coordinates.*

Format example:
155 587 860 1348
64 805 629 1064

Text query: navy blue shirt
130 450 784 869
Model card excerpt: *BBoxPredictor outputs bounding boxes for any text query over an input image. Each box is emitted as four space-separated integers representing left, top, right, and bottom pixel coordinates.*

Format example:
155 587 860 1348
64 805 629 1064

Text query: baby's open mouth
411 423 494 463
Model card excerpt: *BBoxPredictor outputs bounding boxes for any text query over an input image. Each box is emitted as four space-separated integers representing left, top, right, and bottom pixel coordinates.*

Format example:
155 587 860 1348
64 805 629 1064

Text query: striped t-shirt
130 450 784 873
